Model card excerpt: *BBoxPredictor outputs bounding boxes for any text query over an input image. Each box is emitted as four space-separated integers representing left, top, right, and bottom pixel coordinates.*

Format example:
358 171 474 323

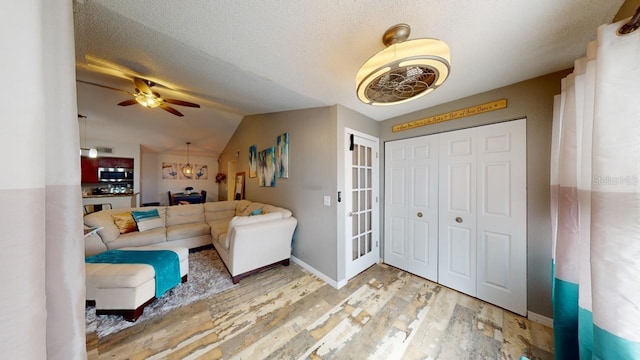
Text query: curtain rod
618 5 640 35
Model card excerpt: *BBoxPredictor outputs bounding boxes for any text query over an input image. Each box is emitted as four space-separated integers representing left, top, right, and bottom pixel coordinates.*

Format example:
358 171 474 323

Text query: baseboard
527 311 554 328
290 256 347 289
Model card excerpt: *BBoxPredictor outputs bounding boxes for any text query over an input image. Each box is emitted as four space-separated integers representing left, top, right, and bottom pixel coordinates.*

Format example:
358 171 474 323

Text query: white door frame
344 128 380 280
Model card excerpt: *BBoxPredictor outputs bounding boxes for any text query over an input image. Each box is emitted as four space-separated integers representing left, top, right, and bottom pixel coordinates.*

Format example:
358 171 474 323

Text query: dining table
172 192 204 205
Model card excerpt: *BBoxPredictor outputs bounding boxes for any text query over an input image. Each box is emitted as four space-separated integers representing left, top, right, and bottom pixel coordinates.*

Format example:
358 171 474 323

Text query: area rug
85 248 236 338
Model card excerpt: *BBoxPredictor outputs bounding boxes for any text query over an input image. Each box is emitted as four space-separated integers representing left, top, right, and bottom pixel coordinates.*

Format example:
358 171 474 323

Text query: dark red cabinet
98 157 134 169
81 157 99 183
81 156 134 184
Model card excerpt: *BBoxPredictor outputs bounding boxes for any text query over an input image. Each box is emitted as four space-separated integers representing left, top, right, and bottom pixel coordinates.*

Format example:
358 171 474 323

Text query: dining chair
200 190 207 203
168 191 174 206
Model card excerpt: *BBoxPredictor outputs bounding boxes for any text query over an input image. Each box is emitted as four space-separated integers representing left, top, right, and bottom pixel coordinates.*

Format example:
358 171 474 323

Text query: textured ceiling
73 0 625 156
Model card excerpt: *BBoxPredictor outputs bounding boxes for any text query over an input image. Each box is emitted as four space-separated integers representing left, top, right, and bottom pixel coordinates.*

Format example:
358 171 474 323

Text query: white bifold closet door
384 136 439 281
438 119 527 315
384 119 527 315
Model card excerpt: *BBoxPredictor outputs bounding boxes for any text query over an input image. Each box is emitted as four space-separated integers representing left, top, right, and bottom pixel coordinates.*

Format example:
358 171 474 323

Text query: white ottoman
86 245 189 321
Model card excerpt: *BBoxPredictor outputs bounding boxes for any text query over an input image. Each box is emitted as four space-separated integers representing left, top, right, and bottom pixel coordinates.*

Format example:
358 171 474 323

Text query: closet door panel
385 143 409 263
476 119 527 316
438 128 477 297
384 137 439 281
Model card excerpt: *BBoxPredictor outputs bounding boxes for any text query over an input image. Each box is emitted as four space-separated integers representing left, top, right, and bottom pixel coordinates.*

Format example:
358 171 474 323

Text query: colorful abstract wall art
248 144 257 178
258 146 276 187
276 132 289 178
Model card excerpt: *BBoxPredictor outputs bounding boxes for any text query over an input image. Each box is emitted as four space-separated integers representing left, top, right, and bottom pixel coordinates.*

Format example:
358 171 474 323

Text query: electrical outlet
323 195 331 206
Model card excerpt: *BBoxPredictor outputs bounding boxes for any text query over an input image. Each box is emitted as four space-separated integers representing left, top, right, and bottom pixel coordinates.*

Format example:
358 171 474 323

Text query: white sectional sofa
84 200 298 283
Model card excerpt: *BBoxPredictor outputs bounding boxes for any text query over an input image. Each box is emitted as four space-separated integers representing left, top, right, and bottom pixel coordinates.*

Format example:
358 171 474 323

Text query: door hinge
376 152 378 159
376 196 378 203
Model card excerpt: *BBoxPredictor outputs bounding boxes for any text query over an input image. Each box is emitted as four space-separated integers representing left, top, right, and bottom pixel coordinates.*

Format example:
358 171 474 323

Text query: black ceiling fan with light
77 77 200 117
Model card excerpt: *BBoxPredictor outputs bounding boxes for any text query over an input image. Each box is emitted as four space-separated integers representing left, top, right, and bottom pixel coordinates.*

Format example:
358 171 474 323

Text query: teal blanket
86 250 181 298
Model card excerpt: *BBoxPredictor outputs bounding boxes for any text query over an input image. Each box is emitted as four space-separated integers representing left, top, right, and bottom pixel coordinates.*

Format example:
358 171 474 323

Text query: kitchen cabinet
98 157 134 169
81 156 99 183
81 156 134 184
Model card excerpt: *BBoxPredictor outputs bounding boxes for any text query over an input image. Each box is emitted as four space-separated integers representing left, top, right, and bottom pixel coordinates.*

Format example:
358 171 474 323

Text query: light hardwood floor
87 260 554 359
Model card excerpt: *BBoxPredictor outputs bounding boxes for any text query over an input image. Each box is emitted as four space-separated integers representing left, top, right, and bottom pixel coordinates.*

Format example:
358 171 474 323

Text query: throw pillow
131 209 160 222
111 212 138 234
137 217 164 232
249 208 263 216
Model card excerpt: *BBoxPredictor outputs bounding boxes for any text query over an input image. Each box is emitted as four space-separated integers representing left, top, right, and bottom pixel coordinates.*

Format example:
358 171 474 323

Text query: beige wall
379 69 572 318
614 0 640 21
219 107 340 278
218 105 380 282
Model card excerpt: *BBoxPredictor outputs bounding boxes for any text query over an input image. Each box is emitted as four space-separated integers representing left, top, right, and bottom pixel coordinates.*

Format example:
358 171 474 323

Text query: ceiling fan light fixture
135 93 162 108
355 24 451 105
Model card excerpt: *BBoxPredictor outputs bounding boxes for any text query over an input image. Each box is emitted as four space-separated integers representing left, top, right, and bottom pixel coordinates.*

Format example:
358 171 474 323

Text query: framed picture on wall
162 162 178 179
234 172 245 200
258 147 276 187
195 164 208 180
249 145 257 178
276 132 289 178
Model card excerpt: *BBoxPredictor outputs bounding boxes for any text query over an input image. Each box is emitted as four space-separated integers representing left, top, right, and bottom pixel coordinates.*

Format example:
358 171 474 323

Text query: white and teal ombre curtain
0 1 86 359
551 18 640 360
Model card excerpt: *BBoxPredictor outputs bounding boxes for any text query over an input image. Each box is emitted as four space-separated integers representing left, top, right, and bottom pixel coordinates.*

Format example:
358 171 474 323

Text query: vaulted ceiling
73 0 626 156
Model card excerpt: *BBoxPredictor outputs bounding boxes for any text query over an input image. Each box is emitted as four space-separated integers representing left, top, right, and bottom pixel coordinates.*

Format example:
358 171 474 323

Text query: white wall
141 151 218 205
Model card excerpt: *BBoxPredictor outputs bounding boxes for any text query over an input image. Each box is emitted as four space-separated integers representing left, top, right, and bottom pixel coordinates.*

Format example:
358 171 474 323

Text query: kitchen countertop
83 192 139 198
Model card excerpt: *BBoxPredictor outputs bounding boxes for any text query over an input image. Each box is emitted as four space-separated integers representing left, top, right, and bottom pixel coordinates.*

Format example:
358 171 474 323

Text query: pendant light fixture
182 142 193 177
79 114 98 158
355 24 451 106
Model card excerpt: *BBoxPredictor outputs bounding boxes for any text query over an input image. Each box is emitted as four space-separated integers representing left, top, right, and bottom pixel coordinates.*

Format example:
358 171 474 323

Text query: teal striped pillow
131 209 160 222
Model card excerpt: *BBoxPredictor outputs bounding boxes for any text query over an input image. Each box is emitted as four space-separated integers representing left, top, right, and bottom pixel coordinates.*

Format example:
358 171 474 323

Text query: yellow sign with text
392 99 508 132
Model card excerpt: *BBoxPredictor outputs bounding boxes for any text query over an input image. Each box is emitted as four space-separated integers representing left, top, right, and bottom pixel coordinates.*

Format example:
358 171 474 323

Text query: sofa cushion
137 217 164 232
84 207 167 244
166 204 205 226
238 202 265 217
111 212 138 234
208 218 231 242
85 262 155 289
84 212 121 244
235 200 253 216
167 222 210 241
229 212 283 227
204 201 238 221
106 227 166 249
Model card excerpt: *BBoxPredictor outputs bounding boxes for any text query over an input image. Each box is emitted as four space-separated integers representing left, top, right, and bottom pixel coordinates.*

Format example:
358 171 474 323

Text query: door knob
455 217 463 223
417 212 423 218
348 212 353 217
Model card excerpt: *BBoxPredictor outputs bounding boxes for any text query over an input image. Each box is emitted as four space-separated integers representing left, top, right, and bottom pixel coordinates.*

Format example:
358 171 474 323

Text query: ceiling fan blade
164 98 201 108
134 77 153 94
117 99 138 106
77 80 131 94
160 104 184 117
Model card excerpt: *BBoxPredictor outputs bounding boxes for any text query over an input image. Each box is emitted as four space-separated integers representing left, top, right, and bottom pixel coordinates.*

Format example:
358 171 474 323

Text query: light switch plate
323 195 331 206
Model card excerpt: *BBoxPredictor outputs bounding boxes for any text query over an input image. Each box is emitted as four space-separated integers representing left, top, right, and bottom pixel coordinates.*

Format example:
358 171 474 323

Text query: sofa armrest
228 217 297 276
85 233 108 257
